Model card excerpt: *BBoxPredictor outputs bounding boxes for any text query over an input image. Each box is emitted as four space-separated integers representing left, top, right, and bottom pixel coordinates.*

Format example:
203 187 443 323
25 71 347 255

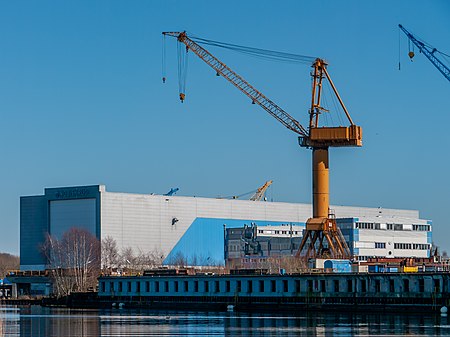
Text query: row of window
412 225 431 231
354 223 431 232
258 230 300 235
100 277 443 295
394 243 430 250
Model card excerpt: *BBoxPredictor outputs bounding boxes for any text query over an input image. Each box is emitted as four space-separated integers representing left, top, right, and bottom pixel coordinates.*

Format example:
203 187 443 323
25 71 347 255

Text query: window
136 282 141 293
295 280 301 293
146 281 150 292
225 280 231 292
214 281 219 293
110 282 114 292
347 280 352 292
164 281 169 292
403 279 409 292
434 279 440 292
100 282 105 292
271 280 276 292
334 280 339 293
184 281 189 292
389 279 395 292
360 280 366 293
118 282 123 292
283 280 288 292
394 224 403 231
127 282 131 292
236 281 241 292
413 224 430 231
320 280 326 292
155 281 160 292
375 280 381 293
394 243 412 250
419 279 425 292
204 281 209 292
259 280 265 292
308 280 313 292
194 281 199 292
248 280 253 293
375 242 386 249
387 224 393 230
174 281 179 293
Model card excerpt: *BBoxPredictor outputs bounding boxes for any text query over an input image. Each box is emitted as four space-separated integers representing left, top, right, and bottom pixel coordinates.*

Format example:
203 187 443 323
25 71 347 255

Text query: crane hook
179 93 186 102
408 51 415 61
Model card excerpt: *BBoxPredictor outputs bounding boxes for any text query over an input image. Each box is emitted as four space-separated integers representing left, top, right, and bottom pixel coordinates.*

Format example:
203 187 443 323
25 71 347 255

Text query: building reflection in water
1 306 449 336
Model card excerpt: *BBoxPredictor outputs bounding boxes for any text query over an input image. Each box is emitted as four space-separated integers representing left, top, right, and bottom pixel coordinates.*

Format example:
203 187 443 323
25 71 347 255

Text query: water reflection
1 305 450 336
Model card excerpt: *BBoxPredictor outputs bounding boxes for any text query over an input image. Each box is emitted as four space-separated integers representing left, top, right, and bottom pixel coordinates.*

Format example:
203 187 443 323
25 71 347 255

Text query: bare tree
0 253 20 278
43 228 100 297
101 236 119 275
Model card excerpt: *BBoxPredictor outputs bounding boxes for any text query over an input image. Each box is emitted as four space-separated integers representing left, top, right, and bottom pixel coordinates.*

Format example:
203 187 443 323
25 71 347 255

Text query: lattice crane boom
399 24 450 82
163 32 308 137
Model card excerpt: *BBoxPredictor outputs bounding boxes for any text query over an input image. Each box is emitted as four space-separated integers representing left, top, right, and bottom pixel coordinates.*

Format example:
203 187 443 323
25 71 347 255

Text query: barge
95 271 450 313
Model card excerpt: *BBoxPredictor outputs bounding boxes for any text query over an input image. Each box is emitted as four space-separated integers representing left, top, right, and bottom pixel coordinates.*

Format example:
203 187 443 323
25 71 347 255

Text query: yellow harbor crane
163 31 362 259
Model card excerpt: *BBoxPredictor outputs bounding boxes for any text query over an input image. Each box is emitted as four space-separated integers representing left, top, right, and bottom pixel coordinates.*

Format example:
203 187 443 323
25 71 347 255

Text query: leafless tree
43 228 100 297
0 253 20 278
101 236 119 274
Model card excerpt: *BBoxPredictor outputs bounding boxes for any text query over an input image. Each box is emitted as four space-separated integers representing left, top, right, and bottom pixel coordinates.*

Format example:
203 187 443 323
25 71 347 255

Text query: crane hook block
162 77 166 84
408 51 415 60
179 93 186 102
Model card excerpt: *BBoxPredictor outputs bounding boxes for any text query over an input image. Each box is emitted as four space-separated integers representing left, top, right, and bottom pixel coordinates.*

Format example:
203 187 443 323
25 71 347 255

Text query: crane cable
189 35 317 64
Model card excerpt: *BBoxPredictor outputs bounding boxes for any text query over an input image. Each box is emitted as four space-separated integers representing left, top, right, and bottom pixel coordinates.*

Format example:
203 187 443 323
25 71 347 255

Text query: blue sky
0 1 449 255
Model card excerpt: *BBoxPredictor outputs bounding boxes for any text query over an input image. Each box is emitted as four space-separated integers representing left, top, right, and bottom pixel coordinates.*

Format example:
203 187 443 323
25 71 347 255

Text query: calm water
1 305 450 336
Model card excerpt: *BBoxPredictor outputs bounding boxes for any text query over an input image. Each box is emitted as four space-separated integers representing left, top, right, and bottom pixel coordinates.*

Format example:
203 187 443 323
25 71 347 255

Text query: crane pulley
163 31 362 260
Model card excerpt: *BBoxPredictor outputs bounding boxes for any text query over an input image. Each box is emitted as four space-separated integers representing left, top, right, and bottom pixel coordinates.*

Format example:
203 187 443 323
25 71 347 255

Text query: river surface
1 305 450 336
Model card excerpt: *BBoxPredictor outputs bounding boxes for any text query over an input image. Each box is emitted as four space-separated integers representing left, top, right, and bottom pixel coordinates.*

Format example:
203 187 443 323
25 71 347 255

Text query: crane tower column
312 147 329 219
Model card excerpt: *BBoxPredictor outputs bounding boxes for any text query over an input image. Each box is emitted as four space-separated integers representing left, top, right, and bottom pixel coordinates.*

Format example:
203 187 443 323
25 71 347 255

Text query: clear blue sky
0 1 449 255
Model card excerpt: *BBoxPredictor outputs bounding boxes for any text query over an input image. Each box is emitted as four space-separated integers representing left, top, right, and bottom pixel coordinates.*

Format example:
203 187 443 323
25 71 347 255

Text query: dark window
283 280 289 292
389 279 394 293
259 280 265 292
361 280 366 292
136 282 141 293
375 280 380 293
248 280 253 293
308 280 313 292
419 279 425 292
403 279 409 292
295 280 301 293
110 282 114 292
347 280 352 292
271 280 277 292
334 280 339 293
205 281 209 292
236 281 241 292
184 281 189 292
146 281 150 292
214 281 219 293
165 281 169 292
194 281 199 292
434 279 440 292
127 282 131 292
155 281 160 292
226 280 231 292
100 282 105 292
118 282 123 292
175 281 179 293
320 280 326 292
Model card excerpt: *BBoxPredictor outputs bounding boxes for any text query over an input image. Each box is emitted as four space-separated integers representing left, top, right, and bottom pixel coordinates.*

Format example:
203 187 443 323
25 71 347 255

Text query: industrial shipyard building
20 185 432 270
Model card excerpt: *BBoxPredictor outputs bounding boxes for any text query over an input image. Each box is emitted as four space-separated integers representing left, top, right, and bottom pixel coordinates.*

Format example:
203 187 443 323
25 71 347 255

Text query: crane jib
164 31 309 137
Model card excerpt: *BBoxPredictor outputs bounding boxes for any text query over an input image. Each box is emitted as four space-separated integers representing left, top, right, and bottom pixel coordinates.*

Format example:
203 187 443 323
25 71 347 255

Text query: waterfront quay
96 272 450 313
